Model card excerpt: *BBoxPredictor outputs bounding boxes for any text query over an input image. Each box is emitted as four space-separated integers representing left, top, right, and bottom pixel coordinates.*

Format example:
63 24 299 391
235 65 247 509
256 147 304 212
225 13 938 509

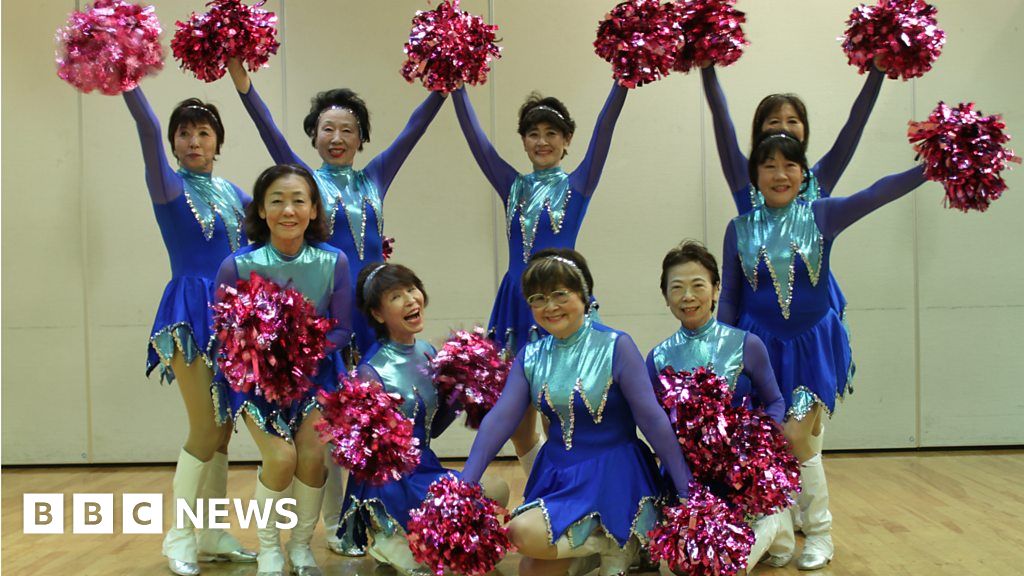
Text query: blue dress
214 241 353 438
452 84 628 354
337 340 460 546
123 88 250 385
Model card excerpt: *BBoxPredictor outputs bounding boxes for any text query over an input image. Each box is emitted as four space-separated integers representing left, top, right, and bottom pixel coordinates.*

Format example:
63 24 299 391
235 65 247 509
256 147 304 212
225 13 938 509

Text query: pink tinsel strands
647 482 755 576
721 407 801 516
431 327 511 429
665 0 748 73
213 272 336 406
316 374 421 485
400 0 502 94
909 101 1020 212
55 0 164 95
407 474 513 576
657 367 733 479
171 0 279 83
594 0 680 88
841 0 945 80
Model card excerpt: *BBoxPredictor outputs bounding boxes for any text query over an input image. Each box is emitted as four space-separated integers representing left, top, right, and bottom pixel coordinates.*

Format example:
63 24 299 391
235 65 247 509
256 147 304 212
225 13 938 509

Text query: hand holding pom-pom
656 367 733 479
407 474 513 576
213 272 336 406
647 482 755 576
171 0 280 83
431 327 511 429
908 101 1020 212
316 374 421 485
55 0 164 95
594 0 680 88
401 0 502 94
841 0 945 80
665 0 748 73
721 407 801 516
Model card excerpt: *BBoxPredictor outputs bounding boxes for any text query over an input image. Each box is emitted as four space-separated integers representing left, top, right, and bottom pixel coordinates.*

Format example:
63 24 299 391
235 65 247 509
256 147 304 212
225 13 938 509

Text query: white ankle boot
163 448 208 576
367 530 428 576
254 475 290 576
795 454 833 570
196 452 256 563
286 478 326 576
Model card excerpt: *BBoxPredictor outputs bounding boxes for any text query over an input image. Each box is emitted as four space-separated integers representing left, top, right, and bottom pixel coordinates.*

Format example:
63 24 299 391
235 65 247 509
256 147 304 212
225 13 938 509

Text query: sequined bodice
506 168 589 271
651 319 747 390
314 164 384 263
366 340 439 445
234 243 337 314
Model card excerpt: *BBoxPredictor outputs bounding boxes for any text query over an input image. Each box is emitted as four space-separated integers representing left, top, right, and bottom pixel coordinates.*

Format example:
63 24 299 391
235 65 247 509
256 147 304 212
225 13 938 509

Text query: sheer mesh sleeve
365 92 447 198
568 82 628 197
701 66 751 211
742 333 784 424
123 87 182 204
451 88 519 202
718 222 742 326
327 250 354 350
814 165 927 240
813 68 885 196
238 82 308 170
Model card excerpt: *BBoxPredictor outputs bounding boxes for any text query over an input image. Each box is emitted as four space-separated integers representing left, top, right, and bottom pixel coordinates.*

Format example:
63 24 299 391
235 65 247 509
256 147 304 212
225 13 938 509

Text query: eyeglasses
526 290 573 309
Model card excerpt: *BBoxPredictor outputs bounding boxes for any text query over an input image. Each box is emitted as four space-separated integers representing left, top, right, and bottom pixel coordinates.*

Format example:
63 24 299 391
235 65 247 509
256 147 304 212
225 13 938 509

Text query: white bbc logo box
23 494 163 534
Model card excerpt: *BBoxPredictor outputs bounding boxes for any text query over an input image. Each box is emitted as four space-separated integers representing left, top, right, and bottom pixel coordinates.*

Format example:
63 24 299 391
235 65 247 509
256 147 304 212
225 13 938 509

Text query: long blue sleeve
123 88 182 205
742 333 784 424
364 92 447 199
701 67 750 210
813 68 885 196
813 165 927 240
451 88 519 202
237 82 309 170
460 349 532 483
568 82 628 196
718 222 742 327
328 251 354 349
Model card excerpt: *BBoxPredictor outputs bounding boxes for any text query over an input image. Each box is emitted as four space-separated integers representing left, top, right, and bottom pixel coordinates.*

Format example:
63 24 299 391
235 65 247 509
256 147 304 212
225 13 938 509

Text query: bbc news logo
23 494 297 534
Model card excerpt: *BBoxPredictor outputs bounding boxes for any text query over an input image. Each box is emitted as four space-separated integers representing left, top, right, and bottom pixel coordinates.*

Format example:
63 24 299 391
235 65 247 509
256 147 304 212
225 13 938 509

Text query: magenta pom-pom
213 272 335 406
431 327 511 429
665 0 748 73
400 0 502 94
316 374 421 485
722 407 801 516
908 101 1020 212
55 0 164 95
841 0 945 80
656 366 733 479
407 474 513 576
647 482 755 576
594 0 680 88
171 0 279 83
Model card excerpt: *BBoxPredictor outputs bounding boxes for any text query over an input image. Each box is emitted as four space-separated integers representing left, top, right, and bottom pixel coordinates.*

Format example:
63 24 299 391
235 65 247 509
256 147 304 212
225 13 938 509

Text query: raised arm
568 82 628 196
459 350 532 483
813 165 927 240
813 68 885 195
122 87 181 204
327 251 354 350
717 222 742 326
451 87 519 201
701 66 751 209
228 59 307 169
742 333 784 424
615 334 692 498
364 92 447 198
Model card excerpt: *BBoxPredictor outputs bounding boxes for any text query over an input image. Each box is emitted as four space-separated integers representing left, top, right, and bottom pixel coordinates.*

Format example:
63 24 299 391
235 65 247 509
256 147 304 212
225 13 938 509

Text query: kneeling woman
460 249 693 576
337 263 509 575
214 164 353 576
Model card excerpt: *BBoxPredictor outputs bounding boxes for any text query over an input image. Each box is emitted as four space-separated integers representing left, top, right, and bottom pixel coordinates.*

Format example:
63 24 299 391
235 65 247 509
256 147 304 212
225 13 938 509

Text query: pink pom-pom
840 0 945 80
316 374 421 485
382 236 396 261
431 327 511 429
400 0 502 94
721 407 801 516
213 272 336 406
656 367 734 479
647 482 755 576
407 474 513 576
55 0 164 95
594 0 680 88
664 0 748 73
171 0 280 83
908 101 1021 212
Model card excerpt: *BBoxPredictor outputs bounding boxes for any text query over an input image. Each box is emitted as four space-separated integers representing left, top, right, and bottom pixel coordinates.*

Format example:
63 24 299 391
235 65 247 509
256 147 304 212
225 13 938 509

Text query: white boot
163 448 208 576
196 452 256 563
286 478 326 576
795 454 833 571
367 530 428 576
750 509 794 568
598 536 639 576
795 427 826 534
254 475 289 576
518 440 542 476
321 450 354 555
556 533 636 576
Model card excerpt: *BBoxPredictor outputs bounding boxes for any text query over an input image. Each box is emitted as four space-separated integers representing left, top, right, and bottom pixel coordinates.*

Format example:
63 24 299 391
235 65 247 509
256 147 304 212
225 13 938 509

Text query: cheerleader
451 82 628 473
460 249 693 576
123 87 255 575
214 164 353 576
719 131 926 569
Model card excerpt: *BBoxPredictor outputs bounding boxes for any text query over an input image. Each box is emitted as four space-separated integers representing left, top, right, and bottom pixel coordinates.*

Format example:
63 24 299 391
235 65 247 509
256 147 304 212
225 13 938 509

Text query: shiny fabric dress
214 242 353 438
124 88 250 388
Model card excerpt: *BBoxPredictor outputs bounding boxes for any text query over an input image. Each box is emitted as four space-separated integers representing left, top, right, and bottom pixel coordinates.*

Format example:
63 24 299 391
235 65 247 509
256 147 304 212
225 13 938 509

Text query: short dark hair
751 93 809 152
518 93 576 157
748 130 810 193
168 98 225 154
244 164 331 244
521 248 594 311
303 88 371 149
356 263 429 340
660 240 721 296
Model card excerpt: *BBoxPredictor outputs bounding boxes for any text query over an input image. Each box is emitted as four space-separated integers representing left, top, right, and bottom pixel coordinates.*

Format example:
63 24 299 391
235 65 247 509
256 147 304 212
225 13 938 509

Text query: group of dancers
125 33 927 573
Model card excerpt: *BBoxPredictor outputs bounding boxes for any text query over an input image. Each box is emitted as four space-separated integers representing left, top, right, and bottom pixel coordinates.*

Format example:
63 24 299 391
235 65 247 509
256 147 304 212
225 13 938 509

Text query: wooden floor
3 450 1023 576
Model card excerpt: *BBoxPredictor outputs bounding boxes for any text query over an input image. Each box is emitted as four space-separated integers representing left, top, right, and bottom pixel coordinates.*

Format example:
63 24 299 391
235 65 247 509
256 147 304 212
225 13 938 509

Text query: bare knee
509 515 556 559
260 443 297 490
481 477 510 508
